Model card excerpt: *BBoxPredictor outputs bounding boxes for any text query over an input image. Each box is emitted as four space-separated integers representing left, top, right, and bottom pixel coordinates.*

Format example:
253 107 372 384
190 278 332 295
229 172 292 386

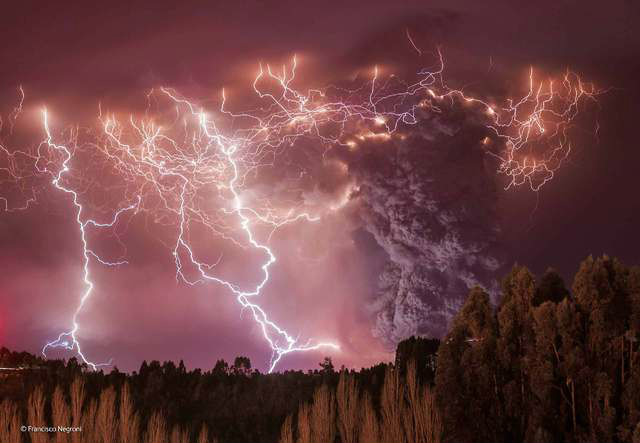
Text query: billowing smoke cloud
330 106 504 347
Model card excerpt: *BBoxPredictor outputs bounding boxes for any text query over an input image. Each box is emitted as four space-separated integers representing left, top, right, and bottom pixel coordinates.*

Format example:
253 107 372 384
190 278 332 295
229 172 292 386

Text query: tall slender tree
496 265 536 442
573 256 631 441
435 287 502 443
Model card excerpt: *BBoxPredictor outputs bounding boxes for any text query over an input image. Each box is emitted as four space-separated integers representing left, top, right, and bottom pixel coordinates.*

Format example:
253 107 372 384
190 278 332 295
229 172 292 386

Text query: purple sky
0 0 639 372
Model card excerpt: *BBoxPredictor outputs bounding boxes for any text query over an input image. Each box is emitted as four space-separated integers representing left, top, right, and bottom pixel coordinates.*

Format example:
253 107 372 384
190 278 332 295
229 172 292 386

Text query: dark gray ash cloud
335 107 504 347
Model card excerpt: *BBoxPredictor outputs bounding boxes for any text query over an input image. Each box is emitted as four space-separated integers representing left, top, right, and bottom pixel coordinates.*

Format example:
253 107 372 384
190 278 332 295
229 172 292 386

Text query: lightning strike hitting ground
0 51 599 371
40 109 141 370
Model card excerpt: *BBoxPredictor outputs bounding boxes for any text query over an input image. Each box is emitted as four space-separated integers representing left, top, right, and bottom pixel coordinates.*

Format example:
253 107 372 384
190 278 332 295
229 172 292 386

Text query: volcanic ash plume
341 108 503 346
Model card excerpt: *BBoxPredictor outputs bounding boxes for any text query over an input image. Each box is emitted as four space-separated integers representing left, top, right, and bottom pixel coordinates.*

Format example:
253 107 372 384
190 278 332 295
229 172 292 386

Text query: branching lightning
39 109 141 370
0 50 600 372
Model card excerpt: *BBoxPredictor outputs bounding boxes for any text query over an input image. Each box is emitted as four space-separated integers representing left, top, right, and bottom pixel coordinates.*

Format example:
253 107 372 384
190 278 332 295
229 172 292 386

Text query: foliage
435 256 640 443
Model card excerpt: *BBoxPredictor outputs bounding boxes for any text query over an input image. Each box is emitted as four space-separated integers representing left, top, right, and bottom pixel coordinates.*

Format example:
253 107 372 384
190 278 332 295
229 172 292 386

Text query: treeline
435 255 640 443
0 255 639 443
0 351 402 442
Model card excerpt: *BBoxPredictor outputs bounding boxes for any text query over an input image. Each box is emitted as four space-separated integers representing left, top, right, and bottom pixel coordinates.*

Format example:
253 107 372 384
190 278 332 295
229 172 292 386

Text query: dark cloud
0 0 639 372
317 105 503 346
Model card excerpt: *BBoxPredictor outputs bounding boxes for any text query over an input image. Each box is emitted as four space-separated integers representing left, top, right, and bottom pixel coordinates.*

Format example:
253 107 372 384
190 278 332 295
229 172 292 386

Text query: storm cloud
314 104 504 347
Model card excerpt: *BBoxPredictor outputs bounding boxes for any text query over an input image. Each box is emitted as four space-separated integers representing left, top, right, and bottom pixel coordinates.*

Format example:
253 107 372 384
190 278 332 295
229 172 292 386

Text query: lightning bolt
160 98 340 373
1 49 600 372
39 109 141 370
